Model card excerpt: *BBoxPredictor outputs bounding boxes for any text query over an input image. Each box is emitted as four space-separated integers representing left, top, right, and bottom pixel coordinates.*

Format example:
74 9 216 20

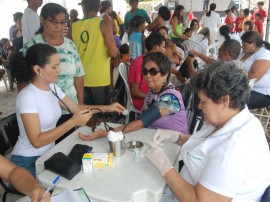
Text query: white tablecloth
35 123 180 202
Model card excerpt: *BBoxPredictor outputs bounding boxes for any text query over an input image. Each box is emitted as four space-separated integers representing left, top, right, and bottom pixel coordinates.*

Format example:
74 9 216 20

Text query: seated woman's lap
247 90 270 109
11 155 40 177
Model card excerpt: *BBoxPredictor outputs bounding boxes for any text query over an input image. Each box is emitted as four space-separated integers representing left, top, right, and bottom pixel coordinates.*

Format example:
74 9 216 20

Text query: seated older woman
79 52 188 141
146 61 270 201
239 31 270 109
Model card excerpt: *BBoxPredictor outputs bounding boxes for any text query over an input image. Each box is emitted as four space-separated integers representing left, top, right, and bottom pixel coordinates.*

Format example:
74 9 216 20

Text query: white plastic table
35 123 180 202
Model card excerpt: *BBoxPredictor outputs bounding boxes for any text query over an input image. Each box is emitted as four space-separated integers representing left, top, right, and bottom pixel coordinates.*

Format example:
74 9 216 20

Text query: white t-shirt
189 34 209 54
12 83 65 157
22 8 40 44
238 47 270 95
180 107 270 201
200 11 221 32
216 33 242 45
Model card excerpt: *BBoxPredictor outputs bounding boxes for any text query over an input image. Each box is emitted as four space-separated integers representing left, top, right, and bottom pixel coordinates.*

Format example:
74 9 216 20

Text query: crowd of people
0 0 270 201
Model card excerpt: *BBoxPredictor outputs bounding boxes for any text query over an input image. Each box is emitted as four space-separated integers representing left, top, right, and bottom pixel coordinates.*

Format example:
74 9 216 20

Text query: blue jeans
11 155 40 177
203 0 209 11
84 86 110 105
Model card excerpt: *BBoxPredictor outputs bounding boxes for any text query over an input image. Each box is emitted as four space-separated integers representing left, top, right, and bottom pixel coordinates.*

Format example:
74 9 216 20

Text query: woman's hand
71 109 92 126
186 56 195 64
190 50 199 57
145 140 174 176
153 129 180 145
78 130 108 141
31 187 50 202
107 102 125 113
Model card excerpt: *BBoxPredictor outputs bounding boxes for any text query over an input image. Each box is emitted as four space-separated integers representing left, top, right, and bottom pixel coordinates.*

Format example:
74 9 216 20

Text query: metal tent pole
266 3 270 42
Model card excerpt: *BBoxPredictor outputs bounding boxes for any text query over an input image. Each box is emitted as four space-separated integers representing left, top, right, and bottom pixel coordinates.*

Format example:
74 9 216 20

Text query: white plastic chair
118 63 141 124
182 39 204 57
176 47 185 60
206 41 222 58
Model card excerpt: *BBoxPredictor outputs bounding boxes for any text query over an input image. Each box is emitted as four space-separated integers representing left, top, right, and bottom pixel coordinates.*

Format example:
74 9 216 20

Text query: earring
163 80 166 85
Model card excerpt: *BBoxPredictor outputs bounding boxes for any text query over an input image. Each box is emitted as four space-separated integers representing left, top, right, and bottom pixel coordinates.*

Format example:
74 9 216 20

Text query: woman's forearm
164 168 197 202
114 120 144 134
9 166 43 196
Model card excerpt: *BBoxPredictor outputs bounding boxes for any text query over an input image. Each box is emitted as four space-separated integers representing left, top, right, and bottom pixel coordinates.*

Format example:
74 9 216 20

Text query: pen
40 176 60 200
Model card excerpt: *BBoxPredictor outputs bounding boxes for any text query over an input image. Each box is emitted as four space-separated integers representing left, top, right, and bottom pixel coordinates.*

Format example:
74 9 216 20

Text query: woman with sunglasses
20 3 85 142
79 52 188 141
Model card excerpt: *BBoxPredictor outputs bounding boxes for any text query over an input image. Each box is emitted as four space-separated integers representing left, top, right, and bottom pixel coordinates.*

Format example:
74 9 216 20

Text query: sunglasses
47 19 68 26
142 68 160 76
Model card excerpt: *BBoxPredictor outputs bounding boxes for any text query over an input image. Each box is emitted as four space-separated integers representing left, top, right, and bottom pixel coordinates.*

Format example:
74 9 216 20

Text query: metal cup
109 137 126 158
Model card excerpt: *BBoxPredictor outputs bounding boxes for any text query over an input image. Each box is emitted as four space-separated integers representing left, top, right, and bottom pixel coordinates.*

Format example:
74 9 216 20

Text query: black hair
0 38 9 48
243 8 250 16
13 12 23 23
172 5 185 24
255 12 262 18
145 32 165 52
158 6 171 21
184 28 193 35
219 25 231 40
129 15 145 32
10 44 58 83
142 52 171 82
243 20 253 30
119 43 129 54
192 61 250 110
241 30 270 50
158 26 169 34
222 39 241 60
37 3 68 34
82 0 100 13
100 1 111 13
206 3 216 17
231 6 237 12
190 19 199 29
225 9 231 14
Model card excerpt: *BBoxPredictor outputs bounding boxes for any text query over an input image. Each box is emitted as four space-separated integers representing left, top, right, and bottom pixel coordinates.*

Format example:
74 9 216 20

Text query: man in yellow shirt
242 8 250 30
72 0 118 105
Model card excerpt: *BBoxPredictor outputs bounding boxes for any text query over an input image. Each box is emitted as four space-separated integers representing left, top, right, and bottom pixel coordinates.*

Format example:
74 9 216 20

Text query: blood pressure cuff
139 105 161 128
44 152 81 180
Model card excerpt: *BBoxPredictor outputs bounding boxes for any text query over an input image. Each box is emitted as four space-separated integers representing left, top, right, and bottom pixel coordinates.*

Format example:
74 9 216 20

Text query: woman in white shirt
238 31 270 109
189 19 200 35
200 3 221 33
10 44 124 176
189 27 210 52
146 61 270 202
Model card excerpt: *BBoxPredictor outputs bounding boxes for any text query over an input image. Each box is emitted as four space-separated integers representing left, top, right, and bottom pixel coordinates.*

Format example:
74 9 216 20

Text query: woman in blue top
129 15 146 60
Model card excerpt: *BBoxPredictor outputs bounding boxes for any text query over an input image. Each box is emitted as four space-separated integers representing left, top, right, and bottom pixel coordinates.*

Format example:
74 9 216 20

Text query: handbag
44 152 81 180
67 144 93 165
44 144 93 180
